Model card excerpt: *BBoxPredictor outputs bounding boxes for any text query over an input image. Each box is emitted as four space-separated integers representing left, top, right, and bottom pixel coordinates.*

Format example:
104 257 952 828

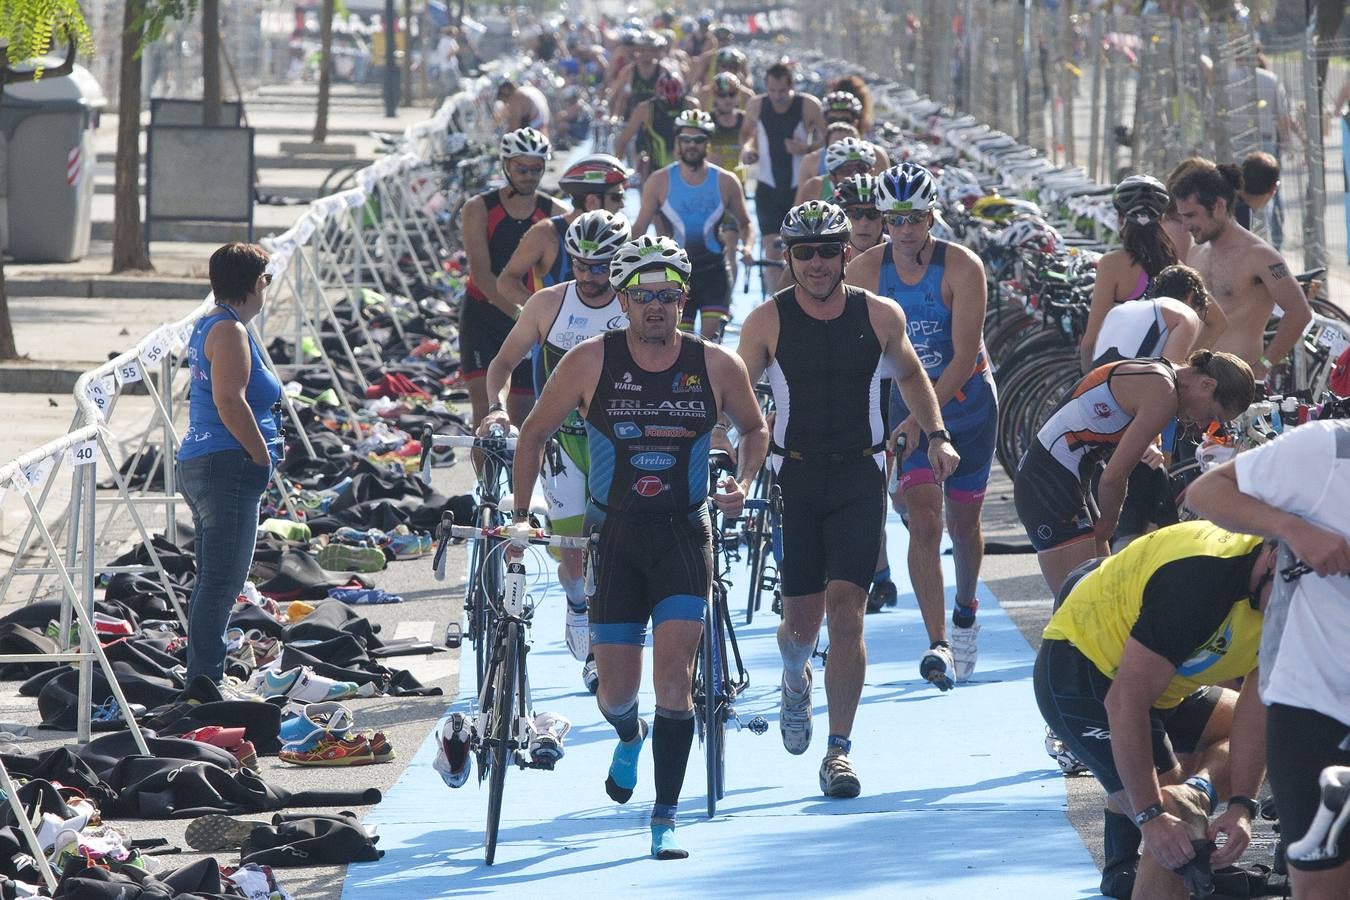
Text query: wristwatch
927 428 952 444
1133 803 1166 827
512 508 531 521
487 401 506 414
1226 795 1259 820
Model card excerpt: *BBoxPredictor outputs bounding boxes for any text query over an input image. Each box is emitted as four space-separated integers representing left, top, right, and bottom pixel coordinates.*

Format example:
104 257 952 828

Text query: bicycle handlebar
446 524 593 550
418 425 516 483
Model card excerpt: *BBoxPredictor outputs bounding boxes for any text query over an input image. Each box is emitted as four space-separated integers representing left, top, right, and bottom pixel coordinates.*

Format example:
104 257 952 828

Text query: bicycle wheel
701 597 721 818
484 620 518 866
474 506 502 692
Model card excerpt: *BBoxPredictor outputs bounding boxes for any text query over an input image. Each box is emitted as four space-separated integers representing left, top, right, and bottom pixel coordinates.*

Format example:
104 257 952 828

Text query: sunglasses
845 208 882 221
884 211 930 227
572 259 611 275
625 288 684 305
509 162 545 175
677 134 709 144
789 243 844 261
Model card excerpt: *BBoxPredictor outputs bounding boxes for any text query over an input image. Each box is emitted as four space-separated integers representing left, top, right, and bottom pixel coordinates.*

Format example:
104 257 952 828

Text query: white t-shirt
1234 420 1350 726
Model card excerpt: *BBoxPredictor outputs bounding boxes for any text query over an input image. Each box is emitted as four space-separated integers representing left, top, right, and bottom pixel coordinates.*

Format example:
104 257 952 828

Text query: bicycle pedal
743 715 769 735
444 621 463 649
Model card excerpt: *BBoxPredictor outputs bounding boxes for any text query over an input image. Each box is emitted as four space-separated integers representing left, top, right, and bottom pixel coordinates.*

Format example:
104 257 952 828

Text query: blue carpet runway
343 518 1107 899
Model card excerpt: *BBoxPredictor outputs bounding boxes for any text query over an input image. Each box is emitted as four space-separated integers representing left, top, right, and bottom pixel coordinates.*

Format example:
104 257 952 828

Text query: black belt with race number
769 441 886 464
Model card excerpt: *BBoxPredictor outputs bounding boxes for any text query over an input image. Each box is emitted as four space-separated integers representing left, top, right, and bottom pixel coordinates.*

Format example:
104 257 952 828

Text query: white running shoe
950 623 980 683
565 605 590 661
779 664 813 755
581 655 599 694
920 642 955 691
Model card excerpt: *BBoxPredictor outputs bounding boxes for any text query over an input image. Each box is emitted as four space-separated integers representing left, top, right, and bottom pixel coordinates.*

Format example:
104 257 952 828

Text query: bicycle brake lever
417 426 434 485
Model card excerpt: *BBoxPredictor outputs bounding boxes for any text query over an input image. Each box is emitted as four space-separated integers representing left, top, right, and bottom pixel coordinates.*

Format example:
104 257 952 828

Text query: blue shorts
890 372 998 503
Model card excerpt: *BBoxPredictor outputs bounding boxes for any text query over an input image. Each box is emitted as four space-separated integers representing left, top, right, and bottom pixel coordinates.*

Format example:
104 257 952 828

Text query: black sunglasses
845 208 881 221
789 244 844 261
678 134 709 144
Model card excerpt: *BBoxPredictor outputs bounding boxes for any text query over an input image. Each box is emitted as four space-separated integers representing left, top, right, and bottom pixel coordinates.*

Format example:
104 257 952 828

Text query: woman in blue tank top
177 242 283 685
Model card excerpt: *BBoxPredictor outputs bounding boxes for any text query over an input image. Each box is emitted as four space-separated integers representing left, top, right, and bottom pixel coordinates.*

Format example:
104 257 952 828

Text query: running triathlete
1035 521 1277 900
794 137 876 204
496 154 631 310
698 70 753 114
729 200 958 798
480 210 633 692
1187 420 1350 900
796 91 891 182
607 31 672 119
614 72 699 177
1013 351 1255 595
510 235 768 860
703 74 751 286
845 162 996 688
460 128 567 426
1172 159 1311 384
632 109 754 341
740 61 827 273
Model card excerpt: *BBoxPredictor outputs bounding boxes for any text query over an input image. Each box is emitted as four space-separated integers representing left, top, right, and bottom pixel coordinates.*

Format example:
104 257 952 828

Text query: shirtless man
1172 159 1309 383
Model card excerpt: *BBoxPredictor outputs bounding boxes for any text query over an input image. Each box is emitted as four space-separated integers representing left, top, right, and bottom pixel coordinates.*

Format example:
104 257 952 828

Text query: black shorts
1014 442 1094 551
776 457 885 596
682 255 731 324
1266 703 1350 871
458 299 533 392
755 183 797 237
584 506 711 646
1034 638 1223 794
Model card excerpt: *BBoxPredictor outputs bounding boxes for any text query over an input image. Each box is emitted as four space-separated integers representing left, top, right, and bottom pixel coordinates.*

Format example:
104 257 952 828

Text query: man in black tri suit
725 201 959 799
511 235 768 860
740 60 826 275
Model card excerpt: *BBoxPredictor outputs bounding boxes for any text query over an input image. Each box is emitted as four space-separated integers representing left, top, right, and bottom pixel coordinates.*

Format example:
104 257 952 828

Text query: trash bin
0 63 105 263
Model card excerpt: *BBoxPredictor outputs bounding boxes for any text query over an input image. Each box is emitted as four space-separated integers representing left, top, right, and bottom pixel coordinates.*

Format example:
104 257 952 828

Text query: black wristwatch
1133 803 1166 827
487 402 506 414
927 428 952 444
1226 795 1259 820
512 508 531 521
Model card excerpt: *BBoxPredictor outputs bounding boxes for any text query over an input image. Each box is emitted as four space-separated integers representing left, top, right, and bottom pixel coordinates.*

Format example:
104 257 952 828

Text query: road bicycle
419 426 514 693
431 513 595 865
694 452 770 818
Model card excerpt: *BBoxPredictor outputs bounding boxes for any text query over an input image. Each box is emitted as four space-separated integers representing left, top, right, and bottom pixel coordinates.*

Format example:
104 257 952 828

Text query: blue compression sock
650 821 688 860
605 717 648 804
872 566 890 585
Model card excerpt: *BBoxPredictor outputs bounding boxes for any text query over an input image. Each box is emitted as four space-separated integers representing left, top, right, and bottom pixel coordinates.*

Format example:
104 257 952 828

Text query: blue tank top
659 163 724 260
179 306 283 462
541 215 572 288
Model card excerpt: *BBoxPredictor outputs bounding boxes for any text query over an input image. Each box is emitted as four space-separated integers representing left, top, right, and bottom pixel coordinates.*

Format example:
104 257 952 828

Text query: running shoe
865 580 897 614
779 664 813 755
316 544 387 573
387 531 433 560
184 814 264 851
565 605 590 661
920 641 955 691
278 733 375 766
819 751 862 798
581 654 599 695
434 713 473 788
950 623 980 683
528 712 570 765
1044 726 1091 776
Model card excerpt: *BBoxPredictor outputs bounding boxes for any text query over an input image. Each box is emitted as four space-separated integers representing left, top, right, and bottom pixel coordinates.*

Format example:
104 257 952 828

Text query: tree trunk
202 0 221 125
113 0 154 273
313 0 334 144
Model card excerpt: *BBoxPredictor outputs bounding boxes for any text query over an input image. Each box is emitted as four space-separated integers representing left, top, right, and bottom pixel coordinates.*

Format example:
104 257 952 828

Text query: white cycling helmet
997 216 1061 251
876 163 939 213
780 200 851 245
824 138 876 175
499 127 552 161
565 210 632 261
673 108 715 134
609 235 692 290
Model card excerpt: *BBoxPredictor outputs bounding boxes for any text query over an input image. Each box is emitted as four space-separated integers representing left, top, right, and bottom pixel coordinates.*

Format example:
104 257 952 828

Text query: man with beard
845 163 997 689
480 210 633 693
726 200 958 798
1173 159 1309 384
740 61 827 274
461 127 568 426
632 109 754 341
510 234 768 860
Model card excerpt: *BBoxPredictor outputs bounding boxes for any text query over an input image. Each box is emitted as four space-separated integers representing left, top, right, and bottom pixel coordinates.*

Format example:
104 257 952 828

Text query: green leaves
0 0 94 75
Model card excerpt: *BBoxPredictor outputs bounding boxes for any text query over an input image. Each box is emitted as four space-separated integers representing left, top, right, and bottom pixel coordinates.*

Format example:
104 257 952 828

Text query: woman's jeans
178 449 270 683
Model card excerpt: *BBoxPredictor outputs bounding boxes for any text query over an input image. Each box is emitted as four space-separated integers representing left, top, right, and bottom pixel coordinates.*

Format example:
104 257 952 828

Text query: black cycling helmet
780 200 851 246
833 173 880 208
1112 174 1170 226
